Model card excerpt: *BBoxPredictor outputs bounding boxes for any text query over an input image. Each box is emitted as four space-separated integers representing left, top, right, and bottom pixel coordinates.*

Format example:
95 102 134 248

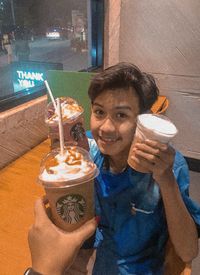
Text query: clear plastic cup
128 114 178 172
45 97 89 151
38 146 99 231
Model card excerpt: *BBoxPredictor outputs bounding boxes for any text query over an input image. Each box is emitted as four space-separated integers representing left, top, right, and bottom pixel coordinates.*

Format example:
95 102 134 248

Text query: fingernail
95 216 101 224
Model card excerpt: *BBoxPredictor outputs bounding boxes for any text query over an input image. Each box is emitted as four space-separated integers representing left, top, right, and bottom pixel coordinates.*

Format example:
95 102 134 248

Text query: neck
109 155 128 174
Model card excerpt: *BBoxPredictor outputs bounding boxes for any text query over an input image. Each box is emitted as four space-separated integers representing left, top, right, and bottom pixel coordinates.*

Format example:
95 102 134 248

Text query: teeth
100 136 116 142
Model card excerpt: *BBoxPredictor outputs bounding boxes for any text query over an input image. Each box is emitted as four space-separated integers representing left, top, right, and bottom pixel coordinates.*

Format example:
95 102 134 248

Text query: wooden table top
0 139 50 274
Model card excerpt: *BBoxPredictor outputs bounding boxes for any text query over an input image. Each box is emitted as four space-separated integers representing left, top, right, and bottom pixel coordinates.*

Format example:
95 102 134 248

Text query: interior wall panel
119 0 200 159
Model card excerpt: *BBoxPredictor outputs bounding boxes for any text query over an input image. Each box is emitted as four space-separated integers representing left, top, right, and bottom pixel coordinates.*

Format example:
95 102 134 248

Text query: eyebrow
92 102 132 111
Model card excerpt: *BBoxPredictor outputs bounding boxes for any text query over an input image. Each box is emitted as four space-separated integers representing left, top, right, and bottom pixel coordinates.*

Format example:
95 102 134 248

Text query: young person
2 32 13 64
87 62 200 274
27 63 199 275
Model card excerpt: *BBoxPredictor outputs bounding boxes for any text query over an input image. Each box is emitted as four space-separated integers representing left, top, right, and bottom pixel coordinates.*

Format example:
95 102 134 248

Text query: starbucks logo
70 122 86 141
56 194 86 224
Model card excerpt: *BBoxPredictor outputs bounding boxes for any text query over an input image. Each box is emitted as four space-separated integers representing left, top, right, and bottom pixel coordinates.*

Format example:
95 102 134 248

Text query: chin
98 144 120 157
97 143 112 155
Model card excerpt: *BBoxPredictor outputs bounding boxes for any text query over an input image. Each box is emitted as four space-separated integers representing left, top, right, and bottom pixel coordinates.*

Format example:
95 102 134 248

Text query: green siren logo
70 122 86 141
56 194 86 224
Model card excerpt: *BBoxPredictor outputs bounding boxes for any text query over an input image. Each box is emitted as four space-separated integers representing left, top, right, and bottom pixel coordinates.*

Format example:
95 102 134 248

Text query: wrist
24 268 43 275
32 264 63 275
157 174 179 197
25 267 62 275
154 170 175 187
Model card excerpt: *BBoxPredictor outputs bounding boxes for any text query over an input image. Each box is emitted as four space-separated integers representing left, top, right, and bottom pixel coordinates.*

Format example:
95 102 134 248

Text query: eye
116 112 128 119
93 108 105 117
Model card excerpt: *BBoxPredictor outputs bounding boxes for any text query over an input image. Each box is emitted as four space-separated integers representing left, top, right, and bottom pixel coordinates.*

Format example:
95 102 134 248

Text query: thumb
34 198 52 227
74 218 97 244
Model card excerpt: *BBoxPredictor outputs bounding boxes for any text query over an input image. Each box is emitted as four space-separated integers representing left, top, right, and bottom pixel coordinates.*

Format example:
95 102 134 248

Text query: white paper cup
128 114 178 172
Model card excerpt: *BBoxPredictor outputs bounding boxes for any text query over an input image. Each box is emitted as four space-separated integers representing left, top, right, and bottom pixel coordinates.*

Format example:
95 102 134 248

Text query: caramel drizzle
45 148 91 175
48 102 83 122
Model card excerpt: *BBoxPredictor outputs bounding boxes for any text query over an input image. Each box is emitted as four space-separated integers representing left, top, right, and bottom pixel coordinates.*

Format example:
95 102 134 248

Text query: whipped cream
39 147 96 183
47 98 83 124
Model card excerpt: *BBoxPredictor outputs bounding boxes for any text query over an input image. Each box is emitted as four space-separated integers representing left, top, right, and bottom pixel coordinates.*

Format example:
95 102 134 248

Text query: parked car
46 27 67 40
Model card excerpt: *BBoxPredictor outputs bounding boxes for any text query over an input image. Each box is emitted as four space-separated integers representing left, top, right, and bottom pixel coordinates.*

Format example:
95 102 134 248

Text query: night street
0 37 88 97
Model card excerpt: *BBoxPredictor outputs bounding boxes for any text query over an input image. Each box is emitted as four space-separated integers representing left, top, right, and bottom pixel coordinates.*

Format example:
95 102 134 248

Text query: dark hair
88 62 159 113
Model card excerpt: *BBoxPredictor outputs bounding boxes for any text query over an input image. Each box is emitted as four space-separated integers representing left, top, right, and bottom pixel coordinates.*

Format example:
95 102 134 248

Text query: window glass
0 0 103 111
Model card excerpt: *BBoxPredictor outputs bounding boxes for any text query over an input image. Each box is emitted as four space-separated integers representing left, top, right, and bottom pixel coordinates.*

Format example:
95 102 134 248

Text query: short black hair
88 62 159 113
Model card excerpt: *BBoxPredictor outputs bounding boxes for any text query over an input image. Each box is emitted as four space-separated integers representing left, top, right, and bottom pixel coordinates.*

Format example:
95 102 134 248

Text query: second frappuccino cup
45 97 89 151
38 146 98 231
128 114 178 172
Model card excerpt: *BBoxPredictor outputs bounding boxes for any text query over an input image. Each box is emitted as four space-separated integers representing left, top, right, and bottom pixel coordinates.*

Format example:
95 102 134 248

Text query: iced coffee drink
46 97 89 151
128 114 178 172
38 146 98 231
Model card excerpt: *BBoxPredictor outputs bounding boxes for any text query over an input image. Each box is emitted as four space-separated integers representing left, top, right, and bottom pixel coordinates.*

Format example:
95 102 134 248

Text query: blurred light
46 31 61 39
92 47 97 59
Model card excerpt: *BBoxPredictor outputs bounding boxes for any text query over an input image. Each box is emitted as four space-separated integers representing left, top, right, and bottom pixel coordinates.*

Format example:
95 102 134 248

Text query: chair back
47 70 94 130
151 95 169 114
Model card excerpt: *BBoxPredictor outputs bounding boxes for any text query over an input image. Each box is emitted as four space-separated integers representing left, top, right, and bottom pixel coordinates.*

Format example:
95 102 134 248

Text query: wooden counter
0 140 49 274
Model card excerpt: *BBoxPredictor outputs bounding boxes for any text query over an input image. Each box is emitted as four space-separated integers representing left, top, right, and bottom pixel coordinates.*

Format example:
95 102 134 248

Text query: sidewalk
0 51 9 68
0 44 17 69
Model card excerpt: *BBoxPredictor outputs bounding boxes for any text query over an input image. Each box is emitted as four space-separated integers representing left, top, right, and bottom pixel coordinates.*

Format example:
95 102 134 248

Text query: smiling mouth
99 136 118 143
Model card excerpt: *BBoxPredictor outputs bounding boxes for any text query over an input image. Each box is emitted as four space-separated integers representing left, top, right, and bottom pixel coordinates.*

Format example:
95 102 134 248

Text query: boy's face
90 88 140 160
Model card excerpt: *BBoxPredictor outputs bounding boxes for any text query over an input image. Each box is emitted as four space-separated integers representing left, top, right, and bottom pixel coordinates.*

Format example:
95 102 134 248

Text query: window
0 0 103 111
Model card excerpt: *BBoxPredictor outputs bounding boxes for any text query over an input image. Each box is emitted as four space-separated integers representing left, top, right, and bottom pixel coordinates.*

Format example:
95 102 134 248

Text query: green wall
46 70 95 130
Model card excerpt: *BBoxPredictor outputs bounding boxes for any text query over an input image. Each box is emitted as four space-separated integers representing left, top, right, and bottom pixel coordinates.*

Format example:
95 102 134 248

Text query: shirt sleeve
173 151 200 236
88 138 98 159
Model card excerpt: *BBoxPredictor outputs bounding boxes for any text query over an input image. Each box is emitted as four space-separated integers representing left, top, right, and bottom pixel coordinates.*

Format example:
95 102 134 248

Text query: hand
28 198 97 275
131 139 175 184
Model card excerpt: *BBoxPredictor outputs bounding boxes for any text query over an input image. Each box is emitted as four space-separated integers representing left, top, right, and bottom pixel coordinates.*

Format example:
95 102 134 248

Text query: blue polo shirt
88 138 200 275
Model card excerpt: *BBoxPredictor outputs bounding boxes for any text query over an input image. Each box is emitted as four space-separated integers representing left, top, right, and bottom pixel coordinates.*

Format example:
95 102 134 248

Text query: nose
100 117 116 133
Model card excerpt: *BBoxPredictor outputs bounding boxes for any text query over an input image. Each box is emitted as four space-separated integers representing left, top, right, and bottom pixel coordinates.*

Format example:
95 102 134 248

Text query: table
0 139 49 274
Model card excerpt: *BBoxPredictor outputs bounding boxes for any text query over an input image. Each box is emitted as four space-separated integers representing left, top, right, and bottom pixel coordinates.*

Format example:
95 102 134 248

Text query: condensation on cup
45 97 89 151
128 114 178 172
38 146 99 231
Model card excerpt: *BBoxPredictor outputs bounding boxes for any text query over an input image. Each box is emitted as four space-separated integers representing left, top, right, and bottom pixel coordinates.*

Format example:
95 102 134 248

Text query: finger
144 139 168 151
34 198 52 227
45 206 53 220
74 218 97 244
134 148 160 164
130 155 153 172
157 149 174 165
134 143 160 156
40 196 52 219
42 195 49 205
150 143 175 165
135 141 174 163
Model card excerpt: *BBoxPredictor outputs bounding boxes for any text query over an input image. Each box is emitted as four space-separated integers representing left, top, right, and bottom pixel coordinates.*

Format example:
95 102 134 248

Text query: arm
131 140 198 262
28 198 97 275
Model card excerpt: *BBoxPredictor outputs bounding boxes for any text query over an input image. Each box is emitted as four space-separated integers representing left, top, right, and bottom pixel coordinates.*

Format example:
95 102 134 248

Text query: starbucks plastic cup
128 114 178 172
38 146 99 231
46 97 89 151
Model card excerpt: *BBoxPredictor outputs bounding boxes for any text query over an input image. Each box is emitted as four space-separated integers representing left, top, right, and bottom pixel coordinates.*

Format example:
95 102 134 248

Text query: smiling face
67 202 75 211
90 88 140 163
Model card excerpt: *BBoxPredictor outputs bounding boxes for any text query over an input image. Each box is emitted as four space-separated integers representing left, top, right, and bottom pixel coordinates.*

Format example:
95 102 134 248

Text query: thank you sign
12 61 63 93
